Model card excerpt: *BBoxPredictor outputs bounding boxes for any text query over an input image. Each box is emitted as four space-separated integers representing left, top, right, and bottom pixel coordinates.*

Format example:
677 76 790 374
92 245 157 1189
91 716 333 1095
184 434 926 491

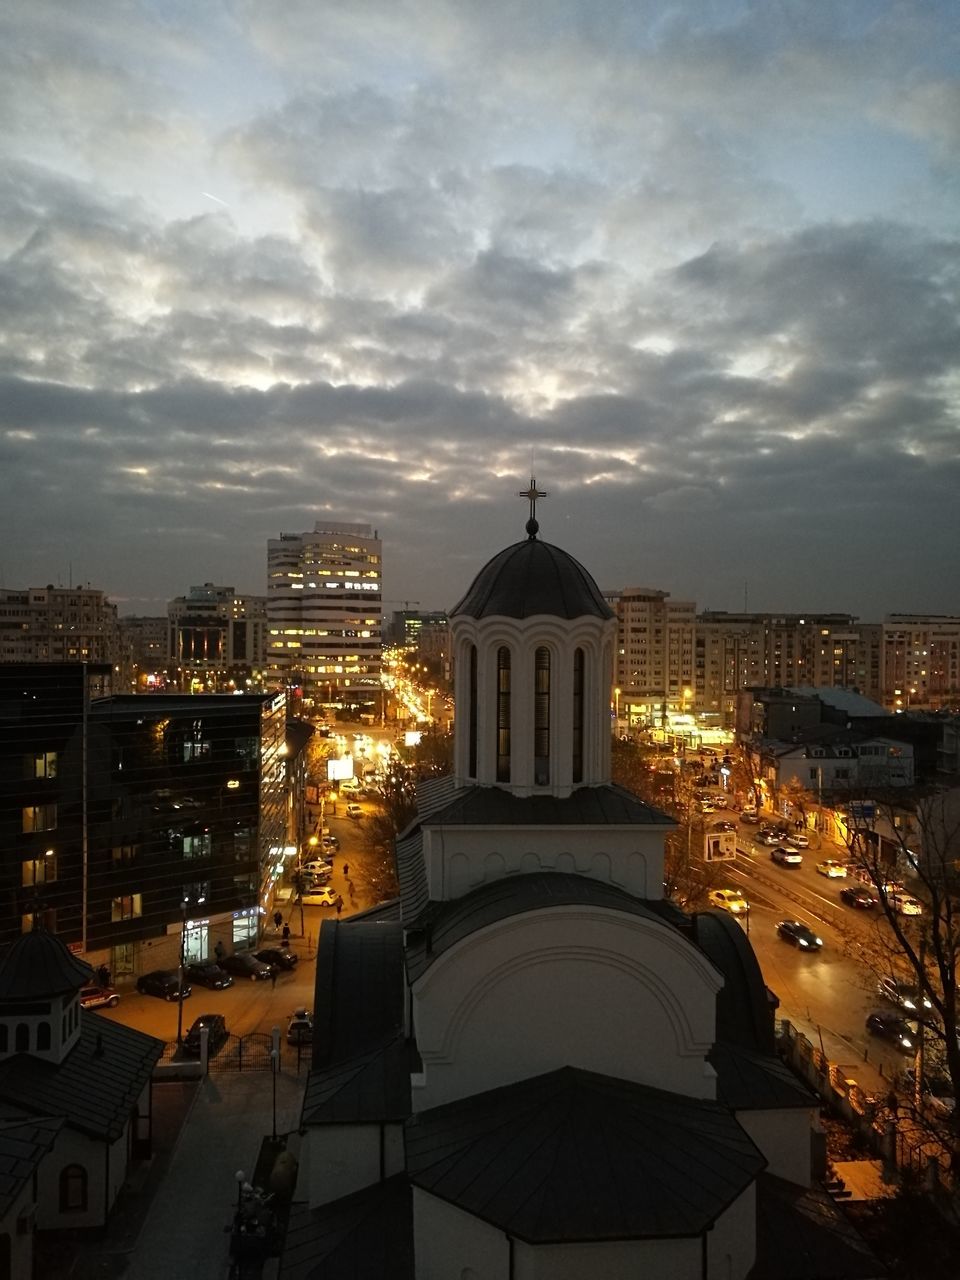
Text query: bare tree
837 784 960 1167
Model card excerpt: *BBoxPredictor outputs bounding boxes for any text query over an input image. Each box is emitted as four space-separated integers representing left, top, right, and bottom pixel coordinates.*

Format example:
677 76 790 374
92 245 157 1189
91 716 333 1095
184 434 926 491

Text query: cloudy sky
2 1 958 620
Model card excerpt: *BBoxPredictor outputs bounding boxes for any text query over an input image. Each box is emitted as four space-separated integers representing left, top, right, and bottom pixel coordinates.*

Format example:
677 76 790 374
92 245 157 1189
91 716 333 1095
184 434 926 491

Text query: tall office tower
266 521 382 710
0 586 120 665
605 587 696 726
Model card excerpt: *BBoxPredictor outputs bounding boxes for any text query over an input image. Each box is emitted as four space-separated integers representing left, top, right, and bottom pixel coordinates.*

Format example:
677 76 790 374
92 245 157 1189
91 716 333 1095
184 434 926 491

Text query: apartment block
881 614 960 710
605 588 696 724
0 586 120 665
167 583 268 692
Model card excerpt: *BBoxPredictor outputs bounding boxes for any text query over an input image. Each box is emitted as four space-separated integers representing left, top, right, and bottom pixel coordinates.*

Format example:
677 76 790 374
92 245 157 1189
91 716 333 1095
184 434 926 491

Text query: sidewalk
63 1070 307 1279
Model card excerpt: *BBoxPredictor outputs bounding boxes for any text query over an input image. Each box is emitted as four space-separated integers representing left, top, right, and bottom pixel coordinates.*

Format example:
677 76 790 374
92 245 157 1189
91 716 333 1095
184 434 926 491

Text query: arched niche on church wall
412 908 721 1111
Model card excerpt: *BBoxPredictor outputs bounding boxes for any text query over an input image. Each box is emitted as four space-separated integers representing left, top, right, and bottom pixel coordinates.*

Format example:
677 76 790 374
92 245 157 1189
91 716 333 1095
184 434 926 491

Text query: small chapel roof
0 928 93 1000
406 1066 766 1243
280 1175 413 1280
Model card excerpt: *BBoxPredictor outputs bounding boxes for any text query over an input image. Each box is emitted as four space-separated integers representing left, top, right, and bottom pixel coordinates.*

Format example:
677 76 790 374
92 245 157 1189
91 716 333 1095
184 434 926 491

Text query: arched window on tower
572 647 584 783
534 647 550 785
59 1164 88 1213
468 645 478 778
496 647 511 782
14 1024 28 1054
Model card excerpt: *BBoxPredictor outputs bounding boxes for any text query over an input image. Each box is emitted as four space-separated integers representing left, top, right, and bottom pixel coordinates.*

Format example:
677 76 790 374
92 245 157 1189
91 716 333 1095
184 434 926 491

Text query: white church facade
282 501 880 1280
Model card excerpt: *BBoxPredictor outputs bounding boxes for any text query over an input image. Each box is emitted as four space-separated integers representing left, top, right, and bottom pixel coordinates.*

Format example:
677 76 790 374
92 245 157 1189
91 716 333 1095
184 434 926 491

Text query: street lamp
614 687 621 731
270 1048 279 1141
235 1169 246 1214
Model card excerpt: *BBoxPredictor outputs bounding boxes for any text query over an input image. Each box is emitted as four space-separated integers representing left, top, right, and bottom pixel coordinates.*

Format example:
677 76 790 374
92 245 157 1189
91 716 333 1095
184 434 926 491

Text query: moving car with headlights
185 962 234 990
345 802 363 819
79 984 120 1010
220 952 272 982
770 845 803 867
890 892 923 917
816 860 847 878
877 976 932 1013
740 809 759 824
776 920 823 950
866 1011 919 1053
137 969 192 1001
711 819 736 833
840 884 876 909
708 888 750 916
183 1012 229 1057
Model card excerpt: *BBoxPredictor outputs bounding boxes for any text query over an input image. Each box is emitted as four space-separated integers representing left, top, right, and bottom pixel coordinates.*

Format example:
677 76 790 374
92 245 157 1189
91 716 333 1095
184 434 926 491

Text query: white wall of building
412 907 721 1110
516 1236 701 1280
737 1108 814 1187
705 1183 757 1279
302 1123 405 1208
421 823 670 901
413 1189 510 1280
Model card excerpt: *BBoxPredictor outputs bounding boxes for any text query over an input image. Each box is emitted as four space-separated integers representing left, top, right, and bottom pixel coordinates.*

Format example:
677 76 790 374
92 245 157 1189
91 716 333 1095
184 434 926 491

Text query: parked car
840 884 877 909
183 1012 229 1057
708 888 750 916
770 846 803 867
776 920 823 950
787 832 810 848
877 976 932 1013
711 820 736 833
345 802 363 819
301 858 334 877
304 866 333 886
866 1012 919 1053
185 962 234 990
79 984 120 1010
220 952 273 982
740 810 760 824
137 969 192 1001
890 893 923 917
301 886 339 907
287 1009 314 1046
320 834 340 852
255 948 299 972
757 831 784 847
816 860 847 878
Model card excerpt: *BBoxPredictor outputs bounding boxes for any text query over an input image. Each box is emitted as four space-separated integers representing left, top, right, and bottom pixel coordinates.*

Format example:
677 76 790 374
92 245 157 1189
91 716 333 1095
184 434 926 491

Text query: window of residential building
112 843 139 865
26 751 58 779
111 894 143 922
21 804 57 833
182 832 212 859
59 1164 88 1213
21 854 57 886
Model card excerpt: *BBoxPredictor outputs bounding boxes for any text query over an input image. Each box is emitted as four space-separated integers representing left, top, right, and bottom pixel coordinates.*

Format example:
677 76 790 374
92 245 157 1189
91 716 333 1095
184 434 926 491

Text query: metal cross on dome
517 476 547 537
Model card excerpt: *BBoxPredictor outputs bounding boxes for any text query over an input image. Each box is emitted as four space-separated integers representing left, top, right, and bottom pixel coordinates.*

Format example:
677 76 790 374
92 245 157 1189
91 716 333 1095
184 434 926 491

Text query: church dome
451 527 613 622
0 928 94 1001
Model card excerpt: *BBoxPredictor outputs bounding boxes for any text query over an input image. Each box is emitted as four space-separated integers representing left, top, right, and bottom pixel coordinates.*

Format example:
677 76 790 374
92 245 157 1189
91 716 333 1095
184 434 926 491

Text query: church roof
0 929 94 1000
709 1042 816 1111
0 1013 162 1143
450 535 613 621
280 1175 413 1280
405 1066 766 1243
423 781 673 828
405 872 684 982
0 1110 63 1220
693 910 776 1055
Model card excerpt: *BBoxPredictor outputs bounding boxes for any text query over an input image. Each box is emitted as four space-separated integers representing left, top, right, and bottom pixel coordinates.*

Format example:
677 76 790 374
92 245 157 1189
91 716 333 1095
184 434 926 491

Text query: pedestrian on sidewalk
281 922 291 947
269 967 277 991
273 909 283 930
336 895 343 916
342 863 349 878
97 963 111 988
214 939 225 962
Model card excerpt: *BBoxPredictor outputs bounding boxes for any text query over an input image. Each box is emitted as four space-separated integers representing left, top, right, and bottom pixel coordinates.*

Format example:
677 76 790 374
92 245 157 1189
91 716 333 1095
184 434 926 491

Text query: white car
346 802 363 819
301 887 338 907
787 832 809 848
708 888 750 916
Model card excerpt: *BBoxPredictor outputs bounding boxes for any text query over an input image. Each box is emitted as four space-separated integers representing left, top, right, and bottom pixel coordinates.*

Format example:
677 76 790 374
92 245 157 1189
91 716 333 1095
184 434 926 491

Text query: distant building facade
167 583 268 693
266 521 382 711
881 614 960 711
0 587 120 666
116 615 168 690
604 587 696 725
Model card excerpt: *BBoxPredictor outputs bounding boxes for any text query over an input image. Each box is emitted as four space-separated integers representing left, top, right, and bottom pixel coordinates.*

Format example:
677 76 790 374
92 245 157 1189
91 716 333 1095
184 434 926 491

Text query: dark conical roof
0 929 94 1001
451 537 613 621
